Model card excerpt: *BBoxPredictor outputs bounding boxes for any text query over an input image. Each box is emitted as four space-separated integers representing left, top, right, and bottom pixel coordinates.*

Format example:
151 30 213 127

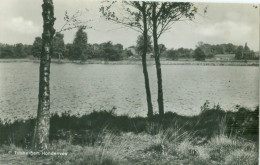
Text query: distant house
213 54 235 61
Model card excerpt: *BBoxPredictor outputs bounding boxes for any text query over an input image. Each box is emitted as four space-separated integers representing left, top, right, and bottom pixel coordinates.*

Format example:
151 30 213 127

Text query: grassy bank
0 105 258 164
0 58 258 66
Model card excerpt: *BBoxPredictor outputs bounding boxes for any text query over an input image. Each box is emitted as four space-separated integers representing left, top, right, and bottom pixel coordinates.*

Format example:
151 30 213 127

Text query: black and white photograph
0 0 259 164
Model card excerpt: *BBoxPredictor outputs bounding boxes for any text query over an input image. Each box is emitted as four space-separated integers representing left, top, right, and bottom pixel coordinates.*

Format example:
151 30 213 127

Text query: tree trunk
142 2 153 118
152 3 164 117
33 0 55 151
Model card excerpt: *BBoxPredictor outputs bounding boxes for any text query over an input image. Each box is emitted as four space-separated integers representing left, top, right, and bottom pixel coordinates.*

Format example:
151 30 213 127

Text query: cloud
195 21 256 48
6 17 40 34
198 21 252 37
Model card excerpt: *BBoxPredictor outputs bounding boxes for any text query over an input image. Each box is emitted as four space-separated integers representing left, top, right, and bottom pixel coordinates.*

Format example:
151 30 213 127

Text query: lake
0 62 259 120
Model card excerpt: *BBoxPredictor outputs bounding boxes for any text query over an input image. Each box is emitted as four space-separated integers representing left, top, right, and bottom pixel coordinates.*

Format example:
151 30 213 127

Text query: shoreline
0 58 258 66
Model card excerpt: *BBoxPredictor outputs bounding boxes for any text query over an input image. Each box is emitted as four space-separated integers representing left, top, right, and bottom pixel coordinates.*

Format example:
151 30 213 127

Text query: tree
33 0 56 151
165 49 179 60
136 34 153 55
14 43 26 58
58 10 92 33
53 32 65 61
32 37 42 59
158 44 167 54
23 45 33 57
243 43 255 60
224 43 236 54
235 43 255 60
72 26 88 62
0 45 14 58
175 48 193 58
235 46 243 59
101 1 154 117
199 43 214 58
63 43 73 59
114 43 124 52
125 49 134 57
194 47 206 61
148 2 198 117
100 41 122 61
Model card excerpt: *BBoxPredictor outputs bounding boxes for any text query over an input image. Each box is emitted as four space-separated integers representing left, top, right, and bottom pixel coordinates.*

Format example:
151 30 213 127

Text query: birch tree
33 0 56 151
148 2 198 117
100 1 154 117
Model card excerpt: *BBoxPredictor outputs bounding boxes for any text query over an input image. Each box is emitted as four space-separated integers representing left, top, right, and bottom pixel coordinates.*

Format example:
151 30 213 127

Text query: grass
0 104 258 164
1 133 258 165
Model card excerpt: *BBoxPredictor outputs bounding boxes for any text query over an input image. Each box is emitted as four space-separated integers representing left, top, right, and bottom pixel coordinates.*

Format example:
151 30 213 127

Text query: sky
0 0 259 51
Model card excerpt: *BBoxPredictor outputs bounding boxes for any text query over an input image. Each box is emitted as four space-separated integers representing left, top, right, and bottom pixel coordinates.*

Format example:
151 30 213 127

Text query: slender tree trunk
152 3 164 117
141 2 153 118
33 0 55 151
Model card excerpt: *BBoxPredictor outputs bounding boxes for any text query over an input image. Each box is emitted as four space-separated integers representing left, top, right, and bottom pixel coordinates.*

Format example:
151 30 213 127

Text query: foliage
148 2 198 39
195 41 257 60
158 44 167 54
125 49 134 57
196 42 238 58
235 46 244 60
136 34 153 55
164 48 193 59
13 43 26 58
71 26 88 61
32 33 66 60
32 37 42 59
235 43 257 60
53 32 65 59
100 1 148 33
0 43 32 59
194 47 206 61
59 10 92 33
242 43 256 60
165 49 179 60
0 45 14 58
100 41 123 61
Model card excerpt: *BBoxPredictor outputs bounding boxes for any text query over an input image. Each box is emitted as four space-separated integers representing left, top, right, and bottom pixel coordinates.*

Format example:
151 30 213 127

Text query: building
213 54 235 61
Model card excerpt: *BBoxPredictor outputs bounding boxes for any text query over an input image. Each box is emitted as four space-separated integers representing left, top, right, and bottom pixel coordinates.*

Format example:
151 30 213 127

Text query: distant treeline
0 43 32 59
0 28 258 61
163 42 259 61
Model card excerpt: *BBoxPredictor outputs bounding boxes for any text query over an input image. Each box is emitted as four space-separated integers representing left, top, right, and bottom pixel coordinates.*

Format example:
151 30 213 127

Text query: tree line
164 42 258 61
1 37 258 61
0 43 32 58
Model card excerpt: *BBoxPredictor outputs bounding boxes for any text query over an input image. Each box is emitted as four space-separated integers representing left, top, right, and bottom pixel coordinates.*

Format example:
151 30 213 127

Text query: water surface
0 62 258 120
